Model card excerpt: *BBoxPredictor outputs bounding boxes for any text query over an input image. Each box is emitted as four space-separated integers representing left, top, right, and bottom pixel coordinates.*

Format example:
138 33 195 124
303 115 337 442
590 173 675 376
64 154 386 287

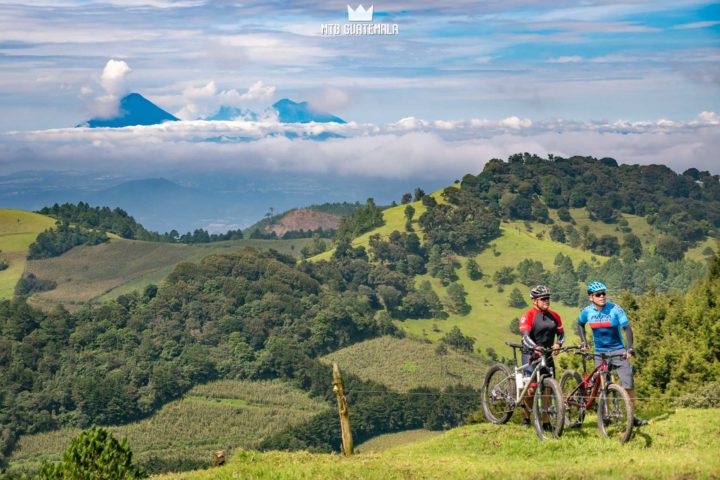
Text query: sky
0 0 719 180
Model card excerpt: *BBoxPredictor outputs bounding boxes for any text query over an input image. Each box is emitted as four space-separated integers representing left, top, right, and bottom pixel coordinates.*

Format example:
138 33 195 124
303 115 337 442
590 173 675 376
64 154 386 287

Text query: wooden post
332 362 353 456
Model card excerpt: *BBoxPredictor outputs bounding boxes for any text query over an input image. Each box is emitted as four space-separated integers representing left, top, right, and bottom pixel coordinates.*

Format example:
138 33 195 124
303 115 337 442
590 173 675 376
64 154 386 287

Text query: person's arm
623 325 634 358
614 304 634 357
519 311 537 350
522 331 537 350
577 310 589 349
577 323 589 349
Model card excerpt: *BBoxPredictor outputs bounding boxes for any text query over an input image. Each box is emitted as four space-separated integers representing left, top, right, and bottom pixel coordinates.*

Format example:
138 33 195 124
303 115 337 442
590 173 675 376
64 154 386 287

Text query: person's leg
613 353 647 426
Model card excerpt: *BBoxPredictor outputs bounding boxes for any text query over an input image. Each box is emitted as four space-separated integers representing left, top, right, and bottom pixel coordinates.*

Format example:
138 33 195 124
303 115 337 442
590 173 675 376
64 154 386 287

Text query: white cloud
672 21 720 30
307 86 350 113
100 59 132 96
548 56 583 64
175 80 277 120
84 59 133 119
2 113 719 178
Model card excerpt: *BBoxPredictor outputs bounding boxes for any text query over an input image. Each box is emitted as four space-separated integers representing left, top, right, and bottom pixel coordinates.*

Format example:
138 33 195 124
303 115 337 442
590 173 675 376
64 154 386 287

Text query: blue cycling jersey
577 301 629 352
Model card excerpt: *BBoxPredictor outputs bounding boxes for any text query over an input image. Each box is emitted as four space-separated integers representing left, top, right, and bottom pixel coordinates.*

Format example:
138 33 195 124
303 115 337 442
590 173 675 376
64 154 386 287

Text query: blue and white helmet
587 281 607 294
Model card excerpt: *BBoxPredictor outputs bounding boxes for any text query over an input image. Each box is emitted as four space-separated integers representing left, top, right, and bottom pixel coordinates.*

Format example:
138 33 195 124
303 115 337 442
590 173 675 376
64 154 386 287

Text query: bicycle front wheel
560 370 586 428
597 383 634 443
532 377 565 440
481 364 516 424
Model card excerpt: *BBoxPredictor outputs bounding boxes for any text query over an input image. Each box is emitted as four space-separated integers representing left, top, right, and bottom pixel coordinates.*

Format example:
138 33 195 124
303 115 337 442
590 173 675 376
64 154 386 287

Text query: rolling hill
0 209 56 299
24 236 313 309
311 187 716 355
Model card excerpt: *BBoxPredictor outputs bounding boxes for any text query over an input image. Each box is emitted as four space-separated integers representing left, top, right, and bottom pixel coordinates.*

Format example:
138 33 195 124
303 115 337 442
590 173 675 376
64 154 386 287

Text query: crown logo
347 4 373 22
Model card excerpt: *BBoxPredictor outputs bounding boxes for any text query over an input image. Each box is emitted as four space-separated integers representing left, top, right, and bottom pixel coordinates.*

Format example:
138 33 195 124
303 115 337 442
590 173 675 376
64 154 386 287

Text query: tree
549 225 566 243
445 282 471 315
656 235 684 261
401 193 412 204
404 204 415 222
414 187 426 201
509 317 521 335
622 233 643 260
493 266 515 285
466 258 483 280
439 326 475 353
508 287 527 308
39 426 146 479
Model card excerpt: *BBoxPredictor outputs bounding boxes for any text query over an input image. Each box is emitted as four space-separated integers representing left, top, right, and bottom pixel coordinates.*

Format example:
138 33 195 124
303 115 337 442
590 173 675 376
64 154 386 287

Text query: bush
673 382 720 409
15 273 57 296
38 426 146 479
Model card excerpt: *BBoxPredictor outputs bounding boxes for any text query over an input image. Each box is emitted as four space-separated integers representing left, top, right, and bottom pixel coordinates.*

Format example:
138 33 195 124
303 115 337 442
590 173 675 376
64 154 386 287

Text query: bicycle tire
560 370 586 428
481 364 515 424
597 383 634 443
532 377 565 440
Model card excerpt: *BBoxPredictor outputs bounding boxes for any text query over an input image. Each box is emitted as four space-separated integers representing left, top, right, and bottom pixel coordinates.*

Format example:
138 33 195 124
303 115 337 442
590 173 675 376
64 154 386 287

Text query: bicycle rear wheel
481 364 516 424
532 377 565 440
560 370 586 428
597 383 634 443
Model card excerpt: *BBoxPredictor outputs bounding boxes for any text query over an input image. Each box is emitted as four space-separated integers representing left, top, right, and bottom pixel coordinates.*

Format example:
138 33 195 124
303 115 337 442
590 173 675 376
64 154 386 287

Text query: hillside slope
311 186 715 355
0 209 56 299
321 336 489 391
25 236 312 309
154 408 720 479
8 380 327 477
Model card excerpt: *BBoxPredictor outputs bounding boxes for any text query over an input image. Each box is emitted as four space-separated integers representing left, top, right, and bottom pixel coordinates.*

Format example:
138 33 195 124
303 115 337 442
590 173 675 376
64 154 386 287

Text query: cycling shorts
594 349 633 389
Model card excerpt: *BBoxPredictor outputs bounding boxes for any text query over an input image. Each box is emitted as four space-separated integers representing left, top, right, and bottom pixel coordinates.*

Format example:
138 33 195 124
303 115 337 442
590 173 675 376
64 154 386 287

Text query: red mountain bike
560 347 634 443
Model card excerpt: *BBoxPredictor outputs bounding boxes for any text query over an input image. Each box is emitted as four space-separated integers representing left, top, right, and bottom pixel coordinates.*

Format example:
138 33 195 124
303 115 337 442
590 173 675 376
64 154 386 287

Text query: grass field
0 209 56 299
24 236 313 309
153 408 720 479
8 380 328 477
321 336 489 391
355 429 442 454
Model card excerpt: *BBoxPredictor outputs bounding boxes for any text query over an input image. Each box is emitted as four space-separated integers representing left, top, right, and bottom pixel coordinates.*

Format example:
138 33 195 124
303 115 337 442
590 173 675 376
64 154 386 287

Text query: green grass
8 380 327 477
153 408 720 479
0 209 56 299
400 219 601 356
355 429 442 453
321 336 489 391
24 236 312 309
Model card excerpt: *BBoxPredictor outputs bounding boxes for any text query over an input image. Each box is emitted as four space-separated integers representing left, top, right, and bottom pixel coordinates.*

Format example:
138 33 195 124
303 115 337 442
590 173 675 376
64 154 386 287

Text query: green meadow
0 209 56 299
24 236 312 309
321 336 489 391
153 408 720 479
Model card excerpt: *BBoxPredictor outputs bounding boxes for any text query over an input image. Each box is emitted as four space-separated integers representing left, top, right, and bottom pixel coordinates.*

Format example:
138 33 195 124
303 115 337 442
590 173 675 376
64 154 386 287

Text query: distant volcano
78 93 179 128
272 99 346 124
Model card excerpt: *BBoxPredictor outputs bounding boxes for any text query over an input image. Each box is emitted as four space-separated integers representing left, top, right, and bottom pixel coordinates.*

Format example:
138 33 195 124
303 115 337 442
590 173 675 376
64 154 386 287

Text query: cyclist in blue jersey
577 281 647 426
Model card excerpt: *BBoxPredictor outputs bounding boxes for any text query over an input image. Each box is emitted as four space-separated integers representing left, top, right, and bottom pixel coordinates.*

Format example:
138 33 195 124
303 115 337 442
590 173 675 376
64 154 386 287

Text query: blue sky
0 0 717 129
0 0 719 180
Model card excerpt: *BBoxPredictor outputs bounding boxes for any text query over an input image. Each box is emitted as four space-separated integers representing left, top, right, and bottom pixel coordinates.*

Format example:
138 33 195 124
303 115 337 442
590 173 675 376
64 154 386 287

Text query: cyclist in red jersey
517 285 565 426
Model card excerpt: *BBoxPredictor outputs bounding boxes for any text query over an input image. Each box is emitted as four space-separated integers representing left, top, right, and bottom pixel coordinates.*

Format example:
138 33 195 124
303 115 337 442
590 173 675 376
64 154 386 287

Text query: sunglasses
536 296 551 301
593 292 607 298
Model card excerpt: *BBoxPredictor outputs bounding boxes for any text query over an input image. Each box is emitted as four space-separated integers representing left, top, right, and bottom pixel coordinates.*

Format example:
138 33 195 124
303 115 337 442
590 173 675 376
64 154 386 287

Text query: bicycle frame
567 352 623 409
508 343 554 404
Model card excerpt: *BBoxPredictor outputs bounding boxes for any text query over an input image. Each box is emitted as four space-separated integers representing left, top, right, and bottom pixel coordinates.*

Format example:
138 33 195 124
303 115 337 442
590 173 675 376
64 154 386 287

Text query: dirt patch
264 209 341 236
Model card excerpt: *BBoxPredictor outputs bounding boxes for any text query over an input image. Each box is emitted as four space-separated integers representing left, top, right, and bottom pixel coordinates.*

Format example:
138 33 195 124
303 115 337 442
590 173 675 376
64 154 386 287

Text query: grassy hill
0 209 56 299
311 190 716 356
7 380 327 477
153 408 720 479
321 336 489 391
24 236 312 309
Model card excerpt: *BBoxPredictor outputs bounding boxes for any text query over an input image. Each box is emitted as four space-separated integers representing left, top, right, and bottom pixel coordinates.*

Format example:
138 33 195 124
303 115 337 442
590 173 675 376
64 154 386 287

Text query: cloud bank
1 112 719 180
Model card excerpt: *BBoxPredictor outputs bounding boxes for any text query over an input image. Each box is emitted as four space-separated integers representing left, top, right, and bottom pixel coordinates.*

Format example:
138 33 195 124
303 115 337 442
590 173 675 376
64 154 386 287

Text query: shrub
38 426 146 479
